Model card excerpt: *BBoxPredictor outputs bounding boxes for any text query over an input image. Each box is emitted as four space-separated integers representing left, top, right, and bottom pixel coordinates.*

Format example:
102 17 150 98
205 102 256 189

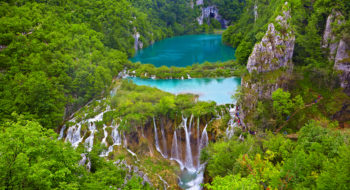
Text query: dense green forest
1 0 350 189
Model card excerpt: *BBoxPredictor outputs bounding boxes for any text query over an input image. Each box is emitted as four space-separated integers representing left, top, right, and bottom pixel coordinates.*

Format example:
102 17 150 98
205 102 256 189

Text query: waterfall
182 116 194 171
226 105 236 139
66 124 83 148
199 125 208 151
160 120 168 158
112 124 122 146
171 131 179 160
85 122 96 152
197 118 200 168
101 125 108 146
188 114 193 135
171 130 184 169
254 0 258 22
100 123 122 157
58 125 66 140
153 117 166 158
72 125 82 147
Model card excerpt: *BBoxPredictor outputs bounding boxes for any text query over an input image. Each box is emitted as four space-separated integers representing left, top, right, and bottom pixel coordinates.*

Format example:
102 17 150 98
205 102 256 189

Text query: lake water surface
130 34 235 67
129 34 239 190
128 77 241 105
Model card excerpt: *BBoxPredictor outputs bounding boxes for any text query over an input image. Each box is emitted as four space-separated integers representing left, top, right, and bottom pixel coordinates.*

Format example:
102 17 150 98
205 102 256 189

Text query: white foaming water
153 117 167 158
160 121 168 158
112 124 122 146
65 107 108 149
65 124 83 148
171 130 184 170
179 124 209 190
197 117 200 168
84 123 96 152
58 125 66 140
101 125 108 146
182 116 194 171
226 105 237 139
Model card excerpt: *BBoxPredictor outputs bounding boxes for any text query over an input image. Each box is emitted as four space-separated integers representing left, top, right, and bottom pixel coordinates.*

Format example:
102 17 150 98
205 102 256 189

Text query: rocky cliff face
247 2 295 73
322 10 344 61
334 39 350 95
322 10 350 96
197 6 229 29
133 28 143 51
241 2 294 128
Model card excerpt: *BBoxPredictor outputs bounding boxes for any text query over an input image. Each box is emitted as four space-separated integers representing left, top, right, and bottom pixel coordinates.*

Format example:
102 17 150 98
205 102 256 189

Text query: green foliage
272 88 304 125
222 0 284 60
205 136 261 177
204 0 246 23
129 61 246 79
206 120 350 189
0 2 127 128
110 80 202 129
206 174 261 190
0 117 82 189
235 41 253 64
0 115 149 189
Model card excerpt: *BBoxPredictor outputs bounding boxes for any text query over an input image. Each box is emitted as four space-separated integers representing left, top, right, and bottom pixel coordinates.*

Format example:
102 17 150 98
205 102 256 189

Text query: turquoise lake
128 77 241 105
130 34 236 67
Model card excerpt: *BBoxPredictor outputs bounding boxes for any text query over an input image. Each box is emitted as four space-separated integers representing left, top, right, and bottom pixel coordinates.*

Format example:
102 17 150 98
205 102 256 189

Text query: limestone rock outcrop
334 39 350 95
197 6 229 28
322 10 344 61
240 2 294 128
322 10 350 96
247 2 295 74
133 28 143 51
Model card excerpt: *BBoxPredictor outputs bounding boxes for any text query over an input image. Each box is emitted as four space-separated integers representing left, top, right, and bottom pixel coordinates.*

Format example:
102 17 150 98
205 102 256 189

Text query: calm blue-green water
128 77 241 105
130 34 235 67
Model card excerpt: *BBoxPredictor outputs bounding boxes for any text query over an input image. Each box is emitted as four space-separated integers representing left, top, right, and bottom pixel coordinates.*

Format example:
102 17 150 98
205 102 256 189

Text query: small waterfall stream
153 117 166 158
160 120 168 158
101 125 108 146
58 125 66 140
65 124 83 148
196 117 200 168
100 123 122 157
171 130 184 169
84 123 96 152
182 116 194 171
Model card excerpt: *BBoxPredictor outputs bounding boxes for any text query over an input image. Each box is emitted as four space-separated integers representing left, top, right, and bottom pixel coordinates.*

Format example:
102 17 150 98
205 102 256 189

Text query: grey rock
143 174 152 186
133 27 143 51
247 2 294 74
322 10 349 95
334 39 350 95
133 166 139 173
196 0 203 6
322 10 344 61
197 6 229 28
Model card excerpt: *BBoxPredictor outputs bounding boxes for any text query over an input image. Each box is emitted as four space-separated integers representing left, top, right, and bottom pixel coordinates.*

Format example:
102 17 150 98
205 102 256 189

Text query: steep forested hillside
205 0 350 189
0 0 207 128
1 0 350 189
